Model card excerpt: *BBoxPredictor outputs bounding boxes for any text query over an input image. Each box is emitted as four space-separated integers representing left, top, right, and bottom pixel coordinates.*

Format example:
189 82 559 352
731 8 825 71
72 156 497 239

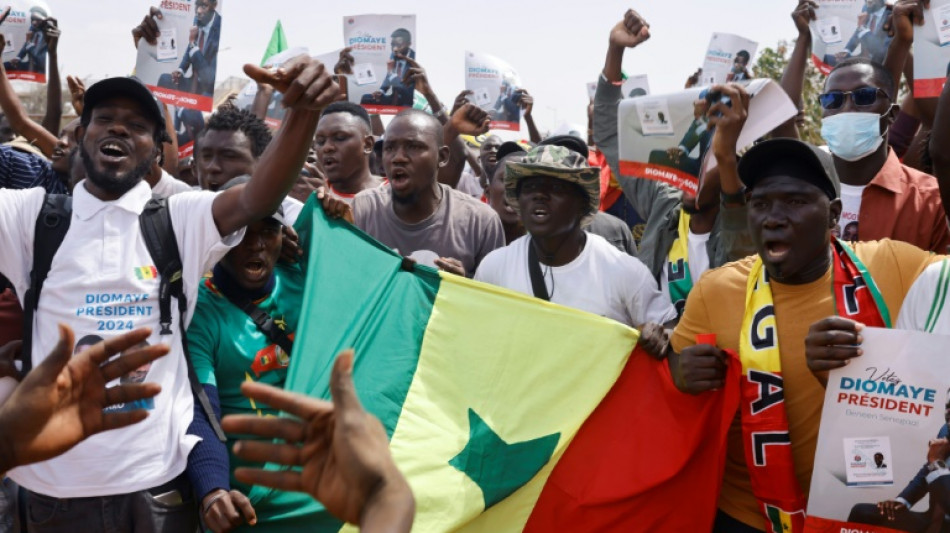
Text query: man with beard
314 101 382 203
0 54 338 532
352 108 504 277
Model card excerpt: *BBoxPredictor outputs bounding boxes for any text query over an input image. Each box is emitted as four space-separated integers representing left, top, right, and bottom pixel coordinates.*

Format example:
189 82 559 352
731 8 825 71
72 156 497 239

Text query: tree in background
753 39 824 145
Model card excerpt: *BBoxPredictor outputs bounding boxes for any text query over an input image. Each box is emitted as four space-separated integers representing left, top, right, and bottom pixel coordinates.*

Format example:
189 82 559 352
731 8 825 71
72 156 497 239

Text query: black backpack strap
220 291 294 356
140 199 227 442
22 194 72 377
527 239 551 302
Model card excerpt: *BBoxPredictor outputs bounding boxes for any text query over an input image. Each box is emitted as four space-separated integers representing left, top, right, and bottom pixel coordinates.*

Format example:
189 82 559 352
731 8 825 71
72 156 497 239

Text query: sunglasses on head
818 87 889 110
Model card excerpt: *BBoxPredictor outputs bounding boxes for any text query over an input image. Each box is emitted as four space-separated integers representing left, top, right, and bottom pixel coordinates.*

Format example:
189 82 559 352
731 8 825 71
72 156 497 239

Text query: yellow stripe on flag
339 274 638 532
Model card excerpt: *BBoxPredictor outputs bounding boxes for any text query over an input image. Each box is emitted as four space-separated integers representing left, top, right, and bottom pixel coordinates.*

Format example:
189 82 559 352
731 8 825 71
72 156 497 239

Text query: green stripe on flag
288 197 439 435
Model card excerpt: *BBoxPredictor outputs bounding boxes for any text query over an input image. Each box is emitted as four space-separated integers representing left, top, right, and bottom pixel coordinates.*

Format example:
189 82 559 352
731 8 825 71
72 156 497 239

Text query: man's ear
437 145 450 168
363 133 374 154
882 103 899 130
829 198 843 228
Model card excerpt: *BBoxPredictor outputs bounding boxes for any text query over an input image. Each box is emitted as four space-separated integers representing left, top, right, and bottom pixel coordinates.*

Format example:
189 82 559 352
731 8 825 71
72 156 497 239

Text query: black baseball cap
81 77 168 137
495 141 527 162
737 138 840 200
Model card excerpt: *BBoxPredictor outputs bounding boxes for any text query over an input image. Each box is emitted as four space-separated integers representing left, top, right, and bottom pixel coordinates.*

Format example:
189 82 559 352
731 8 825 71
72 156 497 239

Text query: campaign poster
343 14 416 115
701 33 758 85
168 104 205 159
0 0 52 83
135 0 225 112
913 0 950 98
805 328 950 533
622 74 650 99
465 51 523 131
617 79 796 195
232 46 314 131
810 0 893 75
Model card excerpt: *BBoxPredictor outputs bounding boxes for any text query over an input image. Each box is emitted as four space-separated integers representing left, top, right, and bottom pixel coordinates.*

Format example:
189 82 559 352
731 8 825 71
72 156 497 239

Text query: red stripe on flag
618 161 698 195
525 347 741 532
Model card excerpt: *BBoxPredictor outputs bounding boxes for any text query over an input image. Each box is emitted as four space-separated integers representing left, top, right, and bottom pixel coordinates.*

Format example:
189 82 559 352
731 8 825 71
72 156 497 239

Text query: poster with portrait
465 51 523 131
0 0 52 82
914 0 950 98
232 46 314 131
805 328 950 533
701 33 758 85
135 0 224 112
617 78 796 195
810 0 893 75
342 14 416 115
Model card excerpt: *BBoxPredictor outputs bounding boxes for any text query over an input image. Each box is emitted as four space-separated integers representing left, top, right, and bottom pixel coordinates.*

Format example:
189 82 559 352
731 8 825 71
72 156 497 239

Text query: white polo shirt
0 179 243 498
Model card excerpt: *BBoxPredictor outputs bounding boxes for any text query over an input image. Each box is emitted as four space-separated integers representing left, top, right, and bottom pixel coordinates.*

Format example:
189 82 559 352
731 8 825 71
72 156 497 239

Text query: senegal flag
272 199 739 531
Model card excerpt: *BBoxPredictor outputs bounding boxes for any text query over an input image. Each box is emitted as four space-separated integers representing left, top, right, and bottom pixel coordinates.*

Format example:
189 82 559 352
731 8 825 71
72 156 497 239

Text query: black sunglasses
818 87 889 110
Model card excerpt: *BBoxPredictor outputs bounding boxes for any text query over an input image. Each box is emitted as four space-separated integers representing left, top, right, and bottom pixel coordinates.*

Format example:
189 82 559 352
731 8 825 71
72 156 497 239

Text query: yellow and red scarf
738 238 891 532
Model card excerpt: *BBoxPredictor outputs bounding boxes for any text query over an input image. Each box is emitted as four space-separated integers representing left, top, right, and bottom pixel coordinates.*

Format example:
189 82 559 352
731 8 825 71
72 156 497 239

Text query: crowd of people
0 1 949 532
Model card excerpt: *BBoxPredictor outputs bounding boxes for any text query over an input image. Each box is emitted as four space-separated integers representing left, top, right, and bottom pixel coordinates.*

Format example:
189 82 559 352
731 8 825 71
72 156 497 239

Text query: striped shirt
0 145 67 194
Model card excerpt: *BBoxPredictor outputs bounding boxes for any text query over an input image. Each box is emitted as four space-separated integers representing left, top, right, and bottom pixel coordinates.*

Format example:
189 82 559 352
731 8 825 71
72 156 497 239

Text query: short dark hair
391 28 411 44
321 101 372 130
736 50 750 62
200 108 272 158
829 57 896 99
390 109 443 145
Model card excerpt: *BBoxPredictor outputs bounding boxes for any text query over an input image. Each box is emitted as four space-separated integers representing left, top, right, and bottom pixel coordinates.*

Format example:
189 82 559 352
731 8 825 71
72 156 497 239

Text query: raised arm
0 34 57 155
40 18 62 137
441 104 490 189
518 89 541 143
212 56 340 236
772 0 817 139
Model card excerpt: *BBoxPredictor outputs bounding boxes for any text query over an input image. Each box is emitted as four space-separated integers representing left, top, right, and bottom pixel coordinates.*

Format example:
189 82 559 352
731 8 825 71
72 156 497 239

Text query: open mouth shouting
97 138 131 165
763 240 792 263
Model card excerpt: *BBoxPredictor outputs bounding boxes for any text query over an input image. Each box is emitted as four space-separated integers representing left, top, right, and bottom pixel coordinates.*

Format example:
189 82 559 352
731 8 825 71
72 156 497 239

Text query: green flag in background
261 20 288 66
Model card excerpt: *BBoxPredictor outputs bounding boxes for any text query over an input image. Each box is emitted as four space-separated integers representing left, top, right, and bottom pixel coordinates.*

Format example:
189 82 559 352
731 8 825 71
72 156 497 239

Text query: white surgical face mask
820 112 885 162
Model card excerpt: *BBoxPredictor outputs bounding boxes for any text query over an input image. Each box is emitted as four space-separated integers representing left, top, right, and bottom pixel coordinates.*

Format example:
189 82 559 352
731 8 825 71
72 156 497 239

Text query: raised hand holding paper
465 51 523 131
0 0 52 83
343 14 416 115
617 79 795 195
701 33 757 85
135 0 224 112
805 328 950 532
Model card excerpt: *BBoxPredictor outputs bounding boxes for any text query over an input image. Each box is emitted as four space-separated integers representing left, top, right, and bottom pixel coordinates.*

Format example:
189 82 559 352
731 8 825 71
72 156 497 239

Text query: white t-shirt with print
837 183 865 241
896 260 950 334
0 179 243 498
474 233 677 328
659 229 711 303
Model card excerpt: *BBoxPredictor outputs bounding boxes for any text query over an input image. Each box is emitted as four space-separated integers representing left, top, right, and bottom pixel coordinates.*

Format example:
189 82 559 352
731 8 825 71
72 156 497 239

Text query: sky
47 1 801 136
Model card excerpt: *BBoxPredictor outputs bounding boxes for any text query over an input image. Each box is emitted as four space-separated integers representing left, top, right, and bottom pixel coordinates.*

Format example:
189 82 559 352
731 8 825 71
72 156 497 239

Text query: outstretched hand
0 325 167 473
67 76 86 116
221 351 414 529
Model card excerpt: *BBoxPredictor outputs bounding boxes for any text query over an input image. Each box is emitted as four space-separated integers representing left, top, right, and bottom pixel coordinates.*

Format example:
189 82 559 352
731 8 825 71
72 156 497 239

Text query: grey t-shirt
353 183 505 276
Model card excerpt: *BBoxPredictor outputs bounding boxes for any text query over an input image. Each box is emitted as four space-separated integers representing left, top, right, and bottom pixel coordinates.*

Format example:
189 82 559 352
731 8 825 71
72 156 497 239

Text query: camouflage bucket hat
504 145 601 222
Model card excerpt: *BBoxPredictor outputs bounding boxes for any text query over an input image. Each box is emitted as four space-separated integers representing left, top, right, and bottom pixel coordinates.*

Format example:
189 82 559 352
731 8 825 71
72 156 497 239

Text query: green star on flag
450 409 559 509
